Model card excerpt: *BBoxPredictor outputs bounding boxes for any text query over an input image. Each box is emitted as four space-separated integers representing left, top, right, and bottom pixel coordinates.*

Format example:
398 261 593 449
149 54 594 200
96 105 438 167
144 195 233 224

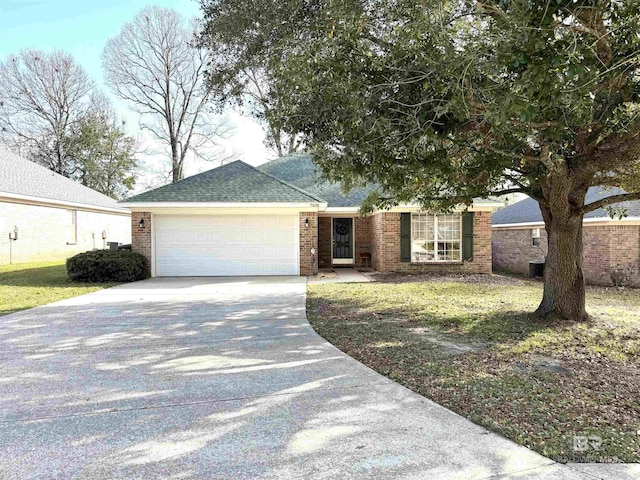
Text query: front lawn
307 274 640 463
0 261 117 316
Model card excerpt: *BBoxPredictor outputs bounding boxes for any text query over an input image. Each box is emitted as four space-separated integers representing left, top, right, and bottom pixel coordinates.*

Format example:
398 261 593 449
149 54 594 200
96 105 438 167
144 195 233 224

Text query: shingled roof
259 152 376 208
122 160 324 204
0 148 124 211
492 187 640 225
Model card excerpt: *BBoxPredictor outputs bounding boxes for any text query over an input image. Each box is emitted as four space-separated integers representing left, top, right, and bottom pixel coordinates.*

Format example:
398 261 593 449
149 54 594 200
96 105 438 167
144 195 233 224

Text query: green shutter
462 212 474 261
400 213 411 262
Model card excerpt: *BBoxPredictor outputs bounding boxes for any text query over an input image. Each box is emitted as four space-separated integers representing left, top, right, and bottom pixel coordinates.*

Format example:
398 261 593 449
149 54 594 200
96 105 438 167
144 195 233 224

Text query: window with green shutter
462 212 474 261
408 213 465 262
400 213 411 262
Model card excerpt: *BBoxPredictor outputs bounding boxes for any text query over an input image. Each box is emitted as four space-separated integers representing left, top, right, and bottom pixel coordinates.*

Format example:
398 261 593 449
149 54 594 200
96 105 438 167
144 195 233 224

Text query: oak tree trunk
536 202 589 322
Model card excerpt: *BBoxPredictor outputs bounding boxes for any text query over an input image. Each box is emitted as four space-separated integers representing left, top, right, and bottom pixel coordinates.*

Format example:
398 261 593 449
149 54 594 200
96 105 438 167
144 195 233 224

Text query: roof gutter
492 217 640 228
1 191 130 215
118 201 328 211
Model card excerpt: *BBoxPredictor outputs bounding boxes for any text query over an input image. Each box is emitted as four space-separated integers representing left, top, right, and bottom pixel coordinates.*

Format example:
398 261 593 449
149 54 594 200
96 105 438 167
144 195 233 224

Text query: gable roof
121 160 324 204
0 148 125 211
492 187 640 225
259 152 376 208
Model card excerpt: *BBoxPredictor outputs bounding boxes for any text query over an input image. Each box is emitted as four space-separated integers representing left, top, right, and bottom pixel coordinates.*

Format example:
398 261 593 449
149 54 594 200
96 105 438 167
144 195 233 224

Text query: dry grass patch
307 275 640 463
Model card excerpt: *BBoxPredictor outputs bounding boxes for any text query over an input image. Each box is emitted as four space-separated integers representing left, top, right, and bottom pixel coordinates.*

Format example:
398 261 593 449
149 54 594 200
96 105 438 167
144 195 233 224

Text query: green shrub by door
67 250 148 283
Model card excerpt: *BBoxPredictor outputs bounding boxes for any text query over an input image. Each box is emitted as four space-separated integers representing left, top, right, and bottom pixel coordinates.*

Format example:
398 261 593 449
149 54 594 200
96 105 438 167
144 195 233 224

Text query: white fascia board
492 217 640 229
322 207 361 214
374 200 502 213
1 191 130 215
119 201 328 213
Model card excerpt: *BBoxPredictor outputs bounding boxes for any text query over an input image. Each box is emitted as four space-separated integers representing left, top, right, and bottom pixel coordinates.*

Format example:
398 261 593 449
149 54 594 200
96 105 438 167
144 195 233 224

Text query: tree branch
582 192 640 213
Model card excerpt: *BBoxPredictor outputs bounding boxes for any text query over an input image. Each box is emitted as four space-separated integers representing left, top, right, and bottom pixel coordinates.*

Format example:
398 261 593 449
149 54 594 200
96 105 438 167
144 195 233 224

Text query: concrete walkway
309 268 371 284
0 277 616 479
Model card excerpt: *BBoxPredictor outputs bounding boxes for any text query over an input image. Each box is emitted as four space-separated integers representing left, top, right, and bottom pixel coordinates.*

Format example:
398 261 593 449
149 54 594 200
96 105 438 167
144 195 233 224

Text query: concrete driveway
0 277 588 479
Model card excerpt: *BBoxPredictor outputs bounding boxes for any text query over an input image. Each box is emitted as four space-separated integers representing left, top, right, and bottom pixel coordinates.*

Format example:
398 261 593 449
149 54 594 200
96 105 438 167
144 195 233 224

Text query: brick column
318 216 332 268
299 212 318 276
371 212 401 272
471 211 492 274
131 212 152 277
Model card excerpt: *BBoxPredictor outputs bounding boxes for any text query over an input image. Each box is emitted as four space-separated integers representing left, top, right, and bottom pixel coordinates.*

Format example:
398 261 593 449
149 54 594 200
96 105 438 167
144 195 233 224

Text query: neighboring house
0 148 131 265
492 187 640 286
120 153 500 277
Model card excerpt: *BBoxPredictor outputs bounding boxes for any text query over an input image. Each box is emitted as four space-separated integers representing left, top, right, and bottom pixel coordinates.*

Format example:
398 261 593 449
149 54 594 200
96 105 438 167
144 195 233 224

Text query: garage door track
0 278 590 479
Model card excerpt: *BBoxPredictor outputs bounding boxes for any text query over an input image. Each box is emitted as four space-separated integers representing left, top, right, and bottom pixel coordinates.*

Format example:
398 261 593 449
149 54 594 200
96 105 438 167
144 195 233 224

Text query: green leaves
64 111 138 199
200 0 640 210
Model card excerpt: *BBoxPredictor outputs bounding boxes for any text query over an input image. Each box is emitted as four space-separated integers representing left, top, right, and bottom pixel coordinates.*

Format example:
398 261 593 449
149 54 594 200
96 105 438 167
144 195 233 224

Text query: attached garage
120 160 326 277
154 214 299 276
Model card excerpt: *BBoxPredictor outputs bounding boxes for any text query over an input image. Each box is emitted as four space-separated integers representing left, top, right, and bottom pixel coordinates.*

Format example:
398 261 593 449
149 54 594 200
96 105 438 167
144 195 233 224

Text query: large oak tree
202 0 640 321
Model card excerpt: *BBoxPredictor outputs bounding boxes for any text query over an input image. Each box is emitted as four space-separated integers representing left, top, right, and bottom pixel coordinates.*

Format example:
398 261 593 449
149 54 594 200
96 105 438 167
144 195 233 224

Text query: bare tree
241 67 302 157
102 6 231 182
0 49 94 175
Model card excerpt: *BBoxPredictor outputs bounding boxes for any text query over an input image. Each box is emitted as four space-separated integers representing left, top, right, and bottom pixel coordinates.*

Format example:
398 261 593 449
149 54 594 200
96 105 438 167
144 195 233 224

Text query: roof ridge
240 160 327 203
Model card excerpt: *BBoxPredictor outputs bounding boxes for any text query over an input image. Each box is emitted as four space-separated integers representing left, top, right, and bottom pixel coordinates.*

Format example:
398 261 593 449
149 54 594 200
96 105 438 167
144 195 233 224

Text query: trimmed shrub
67 249 148 283
611 261 640 288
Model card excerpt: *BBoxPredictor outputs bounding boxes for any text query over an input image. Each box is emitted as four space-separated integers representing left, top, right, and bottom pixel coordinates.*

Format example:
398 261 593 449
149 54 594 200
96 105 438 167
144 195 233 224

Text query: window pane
434 214 461 261
411 213 435 262
412 213 461 262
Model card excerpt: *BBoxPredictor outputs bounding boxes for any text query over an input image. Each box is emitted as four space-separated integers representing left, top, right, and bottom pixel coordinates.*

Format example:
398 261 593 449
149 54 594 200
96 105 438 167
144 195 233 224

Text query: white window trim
532 228 541 247
66 209 78 245
411 213 462 263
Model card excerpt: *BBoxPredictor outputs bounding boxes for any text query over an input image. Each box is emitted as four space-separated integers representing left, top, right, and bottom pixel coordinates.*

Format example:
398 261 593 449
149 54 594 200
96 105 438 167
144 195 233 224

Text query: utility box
529 260 545 278
108 242 120 250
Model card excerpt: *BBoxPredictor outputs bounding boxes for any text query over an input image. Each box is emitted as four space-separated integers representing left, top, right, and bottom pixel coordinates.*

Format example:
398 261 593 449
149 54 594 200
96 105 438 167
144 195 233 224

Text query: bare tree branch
0 49 93 175
102 7 233 182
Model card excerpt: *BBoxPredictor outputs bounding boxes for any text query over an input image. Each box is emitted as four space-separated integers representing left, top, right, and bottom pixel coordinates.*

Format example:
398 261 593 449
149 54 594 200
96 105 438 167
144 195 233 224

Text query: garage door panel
154 214 299 276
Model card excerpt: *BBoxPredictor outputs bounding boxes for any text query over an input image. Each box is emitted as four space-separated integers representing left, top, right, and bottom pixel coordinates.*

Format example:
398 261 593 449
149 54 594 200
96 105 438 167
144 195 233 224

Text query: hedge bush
67 249 148 283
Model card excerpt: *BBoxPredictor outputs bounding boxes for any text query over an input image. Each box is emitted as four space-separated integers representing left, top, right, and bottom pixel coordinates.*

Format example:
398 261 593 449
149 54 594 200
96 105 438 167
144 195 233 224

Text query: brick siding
355 216 373 267
131 212 152 276
299 212 318 276
492 224 640 286
370 211 492 274
318 216 332 268
0 200 130 265
318 215 373 268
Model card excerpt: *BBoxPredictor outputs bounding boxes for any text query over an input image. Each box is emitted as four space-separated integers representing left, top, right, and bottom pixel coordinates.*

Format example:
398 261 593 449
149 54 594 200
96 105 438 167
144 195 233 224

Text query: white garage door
154 214 299 276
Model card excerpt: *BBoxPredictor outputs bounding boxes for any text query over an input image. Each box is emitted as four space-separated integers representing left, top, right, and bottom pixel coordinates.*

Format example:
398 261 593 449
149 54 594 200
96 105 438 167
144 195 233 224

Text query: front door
333 218 353 264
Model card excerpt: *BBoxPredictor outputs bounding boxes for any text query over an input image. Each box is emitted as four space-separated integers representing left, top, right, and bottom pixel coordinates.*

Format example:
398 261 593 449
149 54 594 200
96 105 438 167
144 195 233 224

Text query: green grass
0 261 117 316
307 276 640 463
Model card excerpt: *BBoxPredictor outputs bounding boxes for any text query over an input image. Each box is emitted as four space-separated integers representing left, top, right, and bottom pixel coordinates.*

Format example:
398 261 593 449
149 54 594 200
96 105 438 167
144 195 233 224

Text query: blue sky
0 0 269 178
0 0 199 85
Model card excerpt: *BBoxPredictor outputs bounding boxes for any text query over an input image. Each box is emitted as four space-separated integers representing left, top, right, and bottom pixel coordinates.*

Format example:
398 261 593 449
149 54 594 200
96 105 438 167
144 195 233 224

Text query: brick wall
317 215 373 268
492 224 640 285
355 216 373 267
370 211 492 274
299 212 318 276
318 216 332 268
0 200 130 265
131 212 152 276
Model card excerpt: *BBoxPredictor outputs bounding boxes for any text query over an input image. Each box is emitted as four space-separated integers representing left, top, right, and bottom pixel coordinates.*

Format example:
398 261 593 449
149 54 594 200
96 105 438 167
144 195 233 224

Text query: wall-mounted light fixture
8 226 18 265
139 218 145 230
305 218 309 228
